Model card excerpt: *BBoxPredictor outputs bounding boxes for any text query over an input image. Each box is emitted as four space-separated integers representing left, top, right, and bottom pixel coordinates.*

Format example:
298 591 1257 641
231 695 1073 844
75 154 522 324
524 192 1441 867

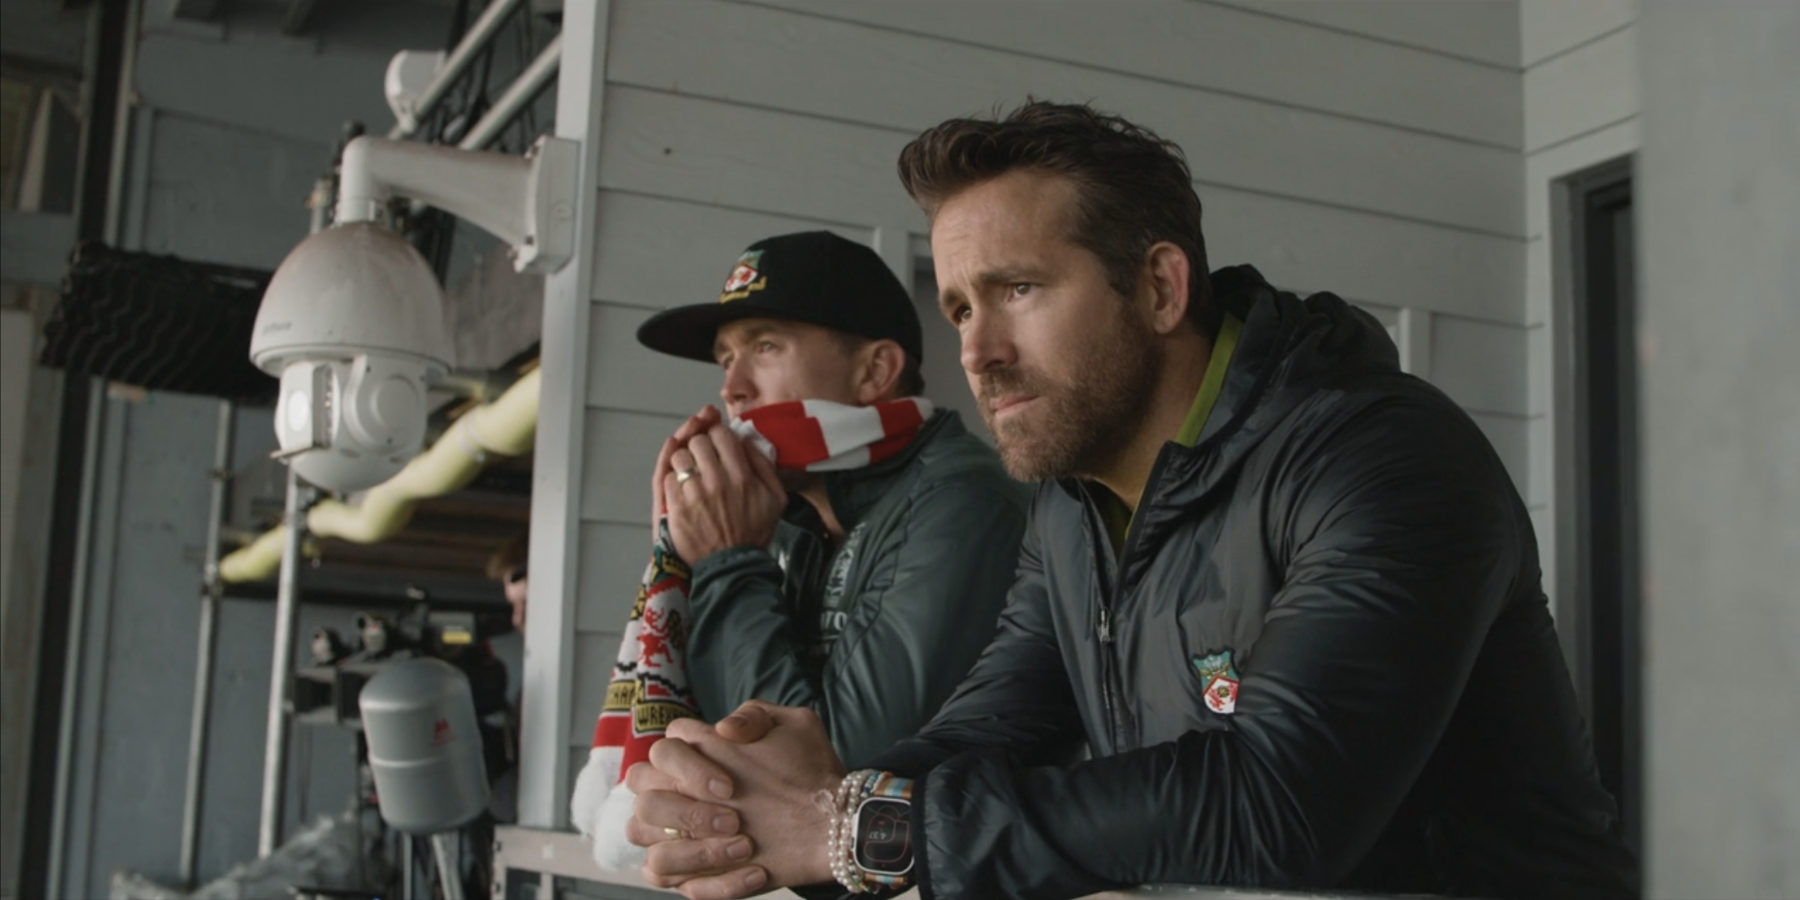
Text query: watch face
854 796 913 877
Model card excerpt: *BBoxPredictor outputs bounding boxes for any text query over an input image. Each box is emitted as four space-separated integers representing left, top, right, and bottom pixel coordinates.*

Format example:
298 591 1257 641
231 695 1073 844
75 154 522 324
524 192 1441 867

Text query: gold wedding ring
675 467 698 485
663 826 685 841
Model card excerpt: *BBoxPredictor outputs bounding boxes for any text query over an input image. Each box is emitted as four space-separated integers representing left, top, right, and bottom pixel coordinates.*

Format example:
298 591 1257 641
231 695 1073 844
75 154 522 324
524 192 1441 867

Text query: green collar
1104 314 1243 552
1175 313 1242 448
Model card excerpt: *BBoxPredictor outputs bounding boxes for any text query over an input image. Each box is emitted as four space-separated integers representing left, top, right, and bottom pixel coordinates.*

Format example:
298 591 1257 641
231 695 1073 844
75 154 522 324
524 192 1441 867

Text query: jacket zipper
1095 449 1174 750
1079 483 1123 747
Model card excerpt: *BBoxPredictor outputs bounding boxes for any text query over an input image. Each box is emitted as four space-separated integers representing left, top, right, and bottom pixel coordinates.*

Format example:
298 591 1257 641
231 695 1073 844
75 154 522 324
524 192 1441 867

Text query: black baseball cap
636 231 923 364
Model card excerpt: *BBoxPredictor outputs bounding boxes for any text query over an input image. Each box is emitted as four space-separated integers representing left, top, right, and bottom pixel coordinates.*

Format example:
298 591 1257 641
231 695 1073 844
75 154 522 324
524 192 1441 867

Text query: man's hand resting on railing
626 701 848 899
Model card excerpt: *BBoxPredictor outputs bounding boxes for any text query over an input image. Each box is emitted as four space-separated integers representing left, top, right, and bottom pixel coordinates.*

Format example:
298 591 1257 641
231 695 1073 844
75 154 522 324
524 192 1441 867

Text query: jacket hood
1060 265 1400 498
1199 264 1400 451
1066 264 1403 580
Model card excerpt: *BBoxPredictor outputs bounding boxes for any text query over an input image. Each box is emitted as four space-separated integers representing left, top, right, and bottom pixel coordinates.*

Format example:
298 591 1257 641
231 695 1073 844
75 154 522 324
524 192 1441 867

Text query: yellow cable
218 368 540 583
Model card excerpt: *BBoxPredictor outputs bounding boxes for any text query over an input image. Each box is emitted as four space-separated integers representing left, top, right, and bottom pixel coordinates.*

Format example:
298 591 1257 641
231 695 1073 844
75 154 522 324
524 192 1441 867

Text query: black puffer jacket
874 267 1638 899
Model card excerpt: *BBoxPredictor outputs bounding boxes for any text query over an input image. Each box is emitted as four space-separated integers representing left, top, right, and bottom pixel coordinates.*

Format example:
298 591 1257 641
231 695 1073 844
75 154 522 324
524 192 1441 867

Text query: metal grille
38 241 277 399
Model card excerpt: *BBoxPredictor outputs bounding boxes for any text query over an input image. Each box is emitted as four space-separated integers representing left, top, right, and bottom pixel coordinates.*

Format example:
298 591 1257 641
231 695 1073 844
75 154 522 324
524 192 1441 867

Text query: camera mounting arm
335 134 579 274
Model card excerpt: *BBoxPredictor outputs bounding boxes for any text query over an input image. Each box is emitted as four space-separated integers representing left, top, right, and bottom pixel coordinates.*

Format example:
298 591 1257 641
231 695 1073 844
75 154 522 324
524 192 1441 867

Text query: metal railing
489 826 1377 900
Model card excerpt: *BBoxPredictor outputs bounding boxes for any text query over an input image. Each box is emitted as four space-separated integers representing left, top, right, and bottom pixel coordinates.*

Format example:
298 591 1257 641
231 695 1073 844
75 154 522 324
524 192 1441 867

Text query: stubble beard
978 307 1161 482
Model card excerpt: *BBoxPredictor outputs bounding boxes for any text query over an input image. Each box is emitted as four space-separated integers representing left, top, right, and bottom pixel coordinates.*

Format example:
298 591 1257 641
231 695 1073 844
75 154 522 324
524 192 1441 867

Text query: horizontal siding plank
1522 0 1636 68
745 0 1520 147
1527 321 1552 415
593 190 874 311
1199 184 1524 323
575 521 656 633
1529 410 1554 510
599 89 1524 322
1525 233 1552 325
567 630 618 748
586 301 723 416
597 87 919 234
1523 27 1639 153
605 10 1522 235
1468 410 1530 499
1211 0 1522 69
1430 316 1529 416
580 408 684 526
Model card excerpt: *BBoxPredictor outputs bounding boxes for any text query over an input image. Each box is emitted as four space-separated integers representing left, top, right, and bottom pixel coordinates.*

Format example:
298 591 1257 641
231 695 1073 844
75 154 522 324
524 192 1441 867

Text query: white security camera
251 222 452 492
250 135 574 493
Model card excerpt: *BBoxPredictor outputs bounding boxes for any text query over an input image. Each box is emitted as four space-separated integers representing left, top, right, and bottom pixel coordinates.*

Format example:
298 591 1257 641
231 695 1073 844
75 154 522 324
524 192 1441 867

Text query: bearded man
623 103 1639 900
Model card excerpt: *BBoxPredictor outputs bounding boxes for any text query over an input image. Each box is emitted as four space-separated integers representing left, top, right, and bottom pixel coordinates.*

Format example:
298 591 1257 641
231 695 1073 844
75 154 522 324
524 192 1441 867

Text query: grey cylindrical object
360 658 490 834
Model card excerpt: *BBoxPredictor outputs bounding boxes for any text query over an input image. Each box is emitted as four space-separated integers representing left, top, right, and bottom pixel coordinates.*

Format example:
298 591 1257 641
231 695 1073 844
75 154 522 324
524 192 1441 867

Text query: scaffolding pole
178 400 234 885
257 468 310 857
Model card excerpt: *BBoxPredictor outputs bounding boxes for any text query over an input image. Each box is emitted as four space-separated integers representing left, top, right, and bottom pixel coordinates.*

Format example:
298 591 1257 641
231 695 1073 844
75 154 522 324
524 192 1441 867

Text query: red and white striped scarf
571 397 932 867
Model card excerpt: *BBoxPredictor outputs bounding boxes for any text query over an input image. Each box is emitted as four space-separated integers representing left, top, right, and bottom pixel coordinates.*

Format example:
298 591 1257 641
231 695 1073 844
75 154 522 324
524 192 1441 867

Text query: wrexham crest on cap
1192 650 1241 715
719 249 767 303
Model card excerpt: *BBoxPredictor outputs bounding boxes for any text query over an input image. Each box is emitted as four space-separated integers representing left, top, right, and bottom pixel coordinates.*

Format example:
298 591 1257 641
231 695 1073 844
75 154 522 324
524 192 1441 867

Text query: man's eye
757 340 777 353
949 305 971 325
717 355 733 370
1010 283 1034 298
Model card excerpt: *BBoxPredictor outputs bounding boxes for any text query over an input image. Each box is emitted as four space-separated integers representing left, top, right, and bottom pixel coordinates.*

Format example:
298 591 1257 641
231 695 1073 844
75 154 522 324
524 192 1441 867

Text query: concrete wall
1636 3 1800 897
524 0 1531 825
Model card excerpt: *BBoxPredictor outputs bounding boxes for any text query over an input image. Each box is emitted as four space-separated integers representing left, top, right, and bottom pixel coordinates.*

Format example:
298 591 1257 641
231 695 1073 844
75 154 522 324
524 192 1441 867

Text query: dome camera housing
252 222 453 492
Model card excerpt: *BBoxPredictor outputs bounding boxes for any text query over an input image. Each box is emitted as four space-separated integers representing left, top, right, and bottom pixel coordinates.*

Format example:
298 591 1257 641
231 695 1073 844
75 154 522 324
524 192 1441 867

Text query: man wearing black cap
633 230 1030 769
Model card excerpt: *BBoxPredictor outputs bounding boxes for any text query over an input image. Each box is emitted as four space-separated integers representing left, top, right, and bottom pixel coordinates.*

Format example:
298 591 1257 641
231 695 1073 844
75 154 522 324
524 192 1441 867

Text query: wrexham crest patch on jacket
1192 650 1241 715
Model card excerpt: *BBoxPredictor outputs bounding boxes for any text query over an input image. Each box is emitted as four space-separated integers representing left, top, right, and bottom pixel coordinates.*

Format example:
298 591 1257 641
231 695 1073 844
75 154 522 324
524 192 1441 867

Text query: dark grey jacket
874 267 1638 899
686 409 1029 768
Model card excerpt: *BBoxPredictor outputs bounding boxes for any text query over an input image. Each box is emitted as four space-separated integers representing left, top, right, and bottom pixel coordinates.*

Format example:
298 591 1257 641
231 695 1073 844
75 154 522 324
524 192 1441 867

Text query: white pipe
458 35 562 152
387 0 527 140
219 368 541 583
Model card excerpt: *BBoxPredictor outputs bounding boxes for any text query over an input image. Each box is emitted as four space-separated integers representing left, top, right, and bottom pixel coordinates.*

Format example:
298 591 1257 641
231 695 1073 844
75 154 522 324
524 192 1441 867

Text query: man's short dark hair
898 101 1217 335
487 531 529 582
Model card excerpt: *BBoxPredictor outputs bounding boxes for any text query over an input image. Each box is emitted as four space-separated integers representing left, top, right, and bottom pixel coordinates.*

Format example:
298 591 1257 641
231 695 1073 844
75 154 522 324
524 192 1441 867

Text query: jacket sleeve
685 469 1030 768
873 486 1088 777
910 399 1529 900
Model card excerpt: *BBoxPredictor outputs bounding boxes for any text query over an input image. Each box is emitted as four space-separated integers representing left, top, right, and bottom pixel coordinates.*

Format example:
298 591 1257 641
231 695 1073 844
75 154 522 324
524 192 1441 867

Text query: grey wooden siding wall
553 0 1530 799
1519 0 1640 611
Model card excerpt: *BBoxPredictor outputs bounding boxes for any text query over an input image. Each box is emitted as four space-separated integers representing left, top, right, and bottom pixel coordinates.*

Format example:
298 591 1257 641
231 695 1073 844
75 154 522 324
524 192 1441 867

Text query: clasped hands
625 700 848 898
653 406 787 565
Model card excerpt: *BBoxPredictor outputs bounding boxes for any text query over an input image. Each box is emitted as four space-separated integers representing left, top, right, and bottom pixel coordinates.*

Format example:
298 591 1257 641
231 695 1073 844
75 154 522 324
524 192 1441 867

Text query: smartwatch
853 794 914 878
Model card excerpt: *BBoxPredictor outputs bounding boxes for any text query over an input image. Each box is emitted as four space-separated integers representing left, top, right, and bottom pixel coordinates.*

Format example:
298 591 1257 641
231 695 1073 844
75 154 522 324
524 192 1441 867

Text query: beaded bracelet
828 770 877 892
826 769 915 894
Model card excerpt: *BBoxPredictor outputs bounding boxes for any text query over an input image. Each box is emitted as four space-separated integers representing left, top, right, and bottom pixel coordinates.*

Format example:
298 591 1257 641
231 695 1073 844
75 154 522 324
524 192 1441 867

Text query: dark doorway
1566 160 1641 857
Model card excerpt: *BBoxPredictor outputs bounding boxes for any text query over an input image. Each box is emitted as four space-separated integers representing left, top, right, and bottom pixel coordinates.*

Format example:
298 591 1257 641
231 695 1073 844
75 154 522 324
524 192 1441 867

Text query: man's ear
854 339 907 404
1141 242 1192 336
